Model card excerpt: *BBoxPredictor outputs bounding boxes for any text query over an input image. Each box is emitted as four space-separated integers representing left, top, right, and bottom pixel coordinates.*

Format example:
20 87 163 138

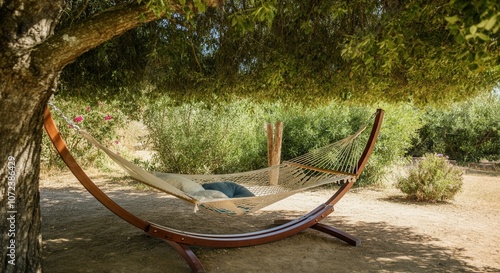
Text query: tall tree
0 1 221 271
0 0 498 272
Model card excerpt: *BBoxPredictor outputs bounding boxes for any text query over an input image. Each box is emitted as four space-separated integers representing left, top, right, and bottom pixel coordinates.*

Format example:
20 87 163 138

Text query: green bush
395 153 463 202
42 98 128 169
269 102 423 186
408 93 500 163
44 96 425 190
143 98 266 174
267 103 371 160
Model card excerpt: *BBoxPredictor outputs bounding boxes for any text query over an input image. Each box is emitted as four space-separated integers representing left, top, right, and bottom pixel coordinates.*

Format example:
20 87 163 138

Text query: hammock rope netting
49 102 374 216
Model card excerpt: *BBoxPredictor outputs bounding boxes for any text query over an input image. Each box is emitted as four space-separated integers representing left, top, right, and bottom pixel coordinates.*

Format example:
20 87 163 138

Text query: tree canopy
58 0 500 106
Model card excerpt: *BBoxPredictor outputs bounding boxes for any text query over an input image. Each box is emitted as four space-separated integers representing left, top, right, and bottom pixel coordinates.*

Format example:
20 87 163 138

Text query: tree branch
33 0 224 75
32 2 161 74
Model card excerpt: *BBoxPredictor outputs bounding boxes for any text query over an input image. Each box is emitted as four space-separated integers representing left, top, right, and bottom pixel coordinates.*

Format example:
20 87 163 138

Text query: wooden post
267 121 283 185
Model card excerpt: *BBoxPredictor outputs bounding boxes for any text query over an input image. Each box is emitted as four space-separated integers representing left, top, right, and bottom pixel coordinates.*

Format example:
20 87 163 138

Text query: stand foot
310 223 361 246
165 240 206 273
274 220 361 246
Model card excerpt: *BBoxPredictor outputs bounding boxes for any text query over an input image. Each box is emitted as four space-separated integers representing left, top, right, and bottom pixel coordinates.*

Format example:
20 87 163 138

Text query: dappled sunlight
44 237 90 244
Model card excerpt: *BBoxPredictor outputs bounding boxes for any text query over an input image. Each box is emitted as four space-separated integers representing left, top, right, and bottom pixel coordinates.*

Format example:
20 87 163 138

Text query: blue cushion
202 182 255 198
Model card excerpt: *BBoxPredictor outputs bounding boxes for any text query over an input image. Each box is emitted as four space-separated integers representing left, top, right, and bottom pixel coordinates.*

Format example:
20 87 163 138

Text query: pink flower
104 114 113 121
73 116 84 123
114 140 119 145
86 106 91 111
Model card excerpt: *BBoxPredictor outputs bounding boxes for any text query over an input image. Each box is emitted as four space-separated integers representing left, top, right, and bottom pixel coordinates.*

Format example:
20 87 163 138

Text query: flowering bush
395 153 463 202
42 98 128 169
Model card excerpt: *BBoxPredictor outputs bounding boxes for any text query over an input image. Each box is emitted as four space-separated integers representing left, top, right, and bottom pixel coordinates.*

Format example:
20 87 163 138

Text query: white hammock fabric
77 122 368 215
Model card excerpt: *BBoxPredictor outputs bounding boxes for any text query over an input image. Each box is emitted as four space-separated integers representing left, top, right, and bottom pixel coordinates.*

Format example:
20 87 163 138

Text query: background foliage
408 92 500 163
141 100 422 186
45 93 498 186
143 98 266 174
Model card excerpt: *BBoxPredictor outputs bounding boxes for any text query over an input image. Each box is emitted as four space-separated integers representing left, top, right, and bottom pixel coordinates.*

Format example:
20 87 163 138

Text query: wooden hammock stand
44 107 384 273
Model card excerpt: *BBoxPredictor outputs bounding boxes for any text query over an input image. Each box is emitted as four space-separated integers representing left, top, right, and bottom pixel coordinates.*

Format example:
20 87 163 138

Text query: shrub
143 98 266 174
360 103 423 186
395 153 463 202
42 98 128 169
271 102 424 186
267 103 371 160
408 93 500 163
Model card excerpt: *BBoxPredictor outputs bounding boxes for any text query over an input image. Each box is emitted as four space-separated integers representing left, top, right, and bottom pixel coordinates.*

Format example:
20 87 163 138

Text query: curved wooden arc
355 108 384 178
44 106 383 271
165 241 206 273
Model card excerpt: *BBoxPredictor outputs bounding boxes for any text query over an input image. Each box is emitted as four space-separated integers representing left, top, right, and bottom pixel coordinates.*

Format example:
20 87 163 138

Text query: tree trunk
1 1 64 271
0 34 59 272
0 77 53 272
0 1 157 271
0 0 221 270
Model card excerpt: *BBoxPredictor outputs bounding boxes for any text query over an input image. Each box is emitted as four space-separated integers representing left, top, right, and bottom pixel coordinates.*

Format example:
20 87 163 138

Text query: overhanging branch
32 2 162 73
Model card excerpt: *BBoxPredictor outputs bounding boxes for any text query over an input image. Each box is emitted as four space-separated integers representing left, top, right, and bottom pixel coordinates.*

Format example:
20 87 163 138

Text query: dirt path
40 171 500 272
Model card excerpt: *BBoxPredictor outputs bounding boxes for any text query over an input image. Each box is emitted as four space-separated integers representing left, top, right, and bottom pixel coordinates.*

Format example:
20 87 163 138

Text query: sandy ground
40 170 500 273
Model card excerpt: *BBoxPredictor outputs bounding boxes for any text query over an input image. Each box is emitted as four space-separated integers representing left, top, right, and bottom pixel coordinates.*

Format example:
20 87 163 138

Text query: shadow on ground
41 182 498 273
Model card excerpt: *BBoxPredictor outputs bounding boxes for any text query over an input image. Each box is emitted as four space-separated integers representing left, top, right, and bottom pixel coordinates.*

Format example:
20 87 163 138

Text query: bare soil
40 170 500 273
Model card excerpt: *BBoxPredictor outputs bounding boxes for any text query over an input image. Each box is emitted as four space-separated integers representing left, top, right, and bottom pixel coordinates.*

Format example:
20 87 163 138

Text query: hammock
79 127 366 215
49 103 376 215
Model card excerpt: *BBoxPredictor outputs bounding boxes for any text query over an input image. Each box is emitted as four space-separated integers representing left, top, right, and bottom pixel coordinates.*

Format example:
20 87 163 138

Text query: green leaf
190 0 206 13
476 32 490 41
494 24 500 33
484 15 497 31
477 19 488 28
470 25 477 35
231 16 238 27
445 16 460 24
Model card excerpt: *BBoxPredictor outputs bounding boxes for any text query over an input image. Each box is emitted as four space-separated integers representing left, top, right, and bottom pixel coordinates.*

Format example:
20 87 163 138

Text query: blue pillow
202 182 255 198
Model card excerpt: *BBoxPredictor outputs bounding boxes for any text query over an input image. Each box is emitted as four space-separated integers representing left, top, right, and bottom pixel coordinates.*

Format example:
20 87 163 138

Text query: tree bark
0 81 50 273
